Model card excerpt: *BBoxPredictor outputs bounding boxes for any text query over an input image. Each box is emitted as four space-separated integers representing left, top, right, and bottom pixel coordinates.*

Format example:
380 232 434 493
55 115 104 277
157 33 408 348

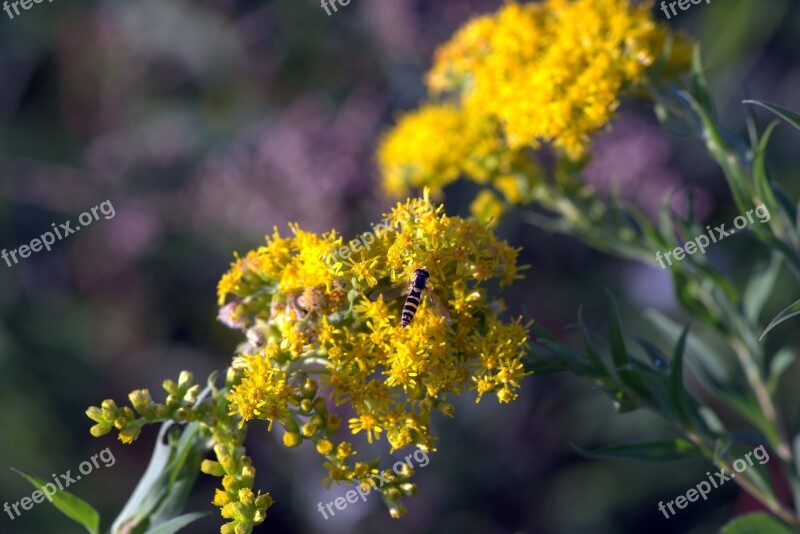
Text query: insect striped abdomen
401 288 422 327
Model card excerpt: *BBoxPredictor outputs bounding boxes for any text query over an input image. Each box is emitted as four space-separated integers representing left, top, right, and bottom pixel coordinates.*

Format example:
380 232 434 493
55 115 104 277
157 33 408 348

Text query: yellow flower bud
315 439 334 456
300 423 318 438
283 432 302 448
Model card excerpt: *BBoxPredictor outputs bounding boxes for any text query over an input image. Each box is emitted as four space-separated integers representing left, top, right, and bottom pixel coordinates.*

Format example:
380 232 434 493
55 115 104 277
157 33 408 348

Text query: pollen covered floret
218 191 531 515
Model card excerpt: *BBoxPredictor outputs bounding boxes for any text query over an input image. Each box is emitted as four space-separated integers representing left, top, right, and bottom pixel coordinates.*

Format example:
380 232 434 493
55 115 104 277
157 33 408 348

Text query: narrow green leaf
111 422 175 534
606 292 650 399
645 309 733 387
743 253 782 323
571 439 704 462
670 325 692 424
691 45 715 120
760 297 800 340
742 89 759 152
633 337 670 373
723 443 777 501
530 320 556 342
767 348 796 395
143 512 208 534
698 406 727 435
11 468 100 534
577 306 609 376
605 291 628 369
720 512 794 534
743 100 800 131
752 121 780 211
536 339 596 377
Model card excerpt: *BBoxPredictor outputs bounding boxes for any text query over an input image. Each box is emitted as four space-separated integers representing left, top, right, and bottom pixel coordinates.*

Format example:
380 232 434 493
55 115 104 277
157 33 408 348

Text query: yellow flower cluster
378 104 539 206
378 0 692 213
219 192 530 513
88 193 530 530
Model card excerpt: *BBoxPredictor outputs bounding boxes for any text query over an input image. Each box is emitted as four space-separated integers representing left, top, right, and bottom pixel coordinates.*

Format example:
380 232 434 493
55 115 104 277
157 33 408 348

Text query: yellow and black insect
369 269 452 327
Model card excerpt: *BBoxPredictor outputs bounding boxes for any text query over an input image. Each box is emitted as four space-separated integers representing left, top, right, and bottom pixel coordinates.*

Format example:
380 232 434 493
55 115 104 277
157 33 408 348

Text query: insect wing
287 371 308 393
369 281 410 302
424 289 452 326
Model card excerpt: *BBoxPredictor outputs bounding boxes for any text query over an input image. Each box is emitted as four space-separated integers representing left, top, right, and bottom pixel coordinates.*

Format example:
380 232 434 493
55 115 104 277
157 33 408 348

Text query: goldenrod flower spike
88 193 531 530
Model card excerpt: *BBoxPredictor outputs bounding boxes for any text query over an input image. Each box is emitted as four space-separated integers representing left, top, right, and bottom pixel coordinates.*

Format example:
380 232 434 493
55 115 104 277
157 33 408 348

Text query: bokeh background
1 1 799 533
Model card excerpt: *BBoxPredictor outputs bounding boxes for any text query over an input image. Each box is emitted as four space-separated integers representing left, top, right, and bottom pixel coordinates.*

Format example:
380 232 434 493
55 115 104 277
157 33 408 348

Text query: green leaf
743 100 800 131
645 309 733 387
743 253 782 323
633 337 670 373
111 421 208 534
720 512 795 534
606 292 649 398
605 291 628 370
11 468 100 534
723 443 777 501
767 348 796 395
111 423 175 534
691 45 715 120
536 338 596 377
760 297 800 340
698 406 727 435
669 324 692 424
143 512 208 534
571 439 704 462
577 306 609 376
752 121 780 211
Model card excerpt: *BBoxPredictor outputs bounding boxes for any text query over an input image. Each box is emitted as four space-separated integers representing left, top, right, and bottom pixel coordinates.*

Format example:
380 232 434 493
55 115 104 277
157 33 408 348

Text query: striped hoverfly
369 269 452 327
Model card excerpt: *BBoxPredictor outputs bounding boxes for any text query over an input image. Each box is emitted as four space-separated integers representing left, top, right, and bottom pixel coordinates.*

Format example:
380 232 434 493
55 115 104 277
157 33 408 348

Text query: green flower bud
90 423 111 437
184 385 200 404
255 493 274 509
301 378 318 398
437 402 455 417
313 397 327 413
85 406 104 422
399 483 417 496
201 460 226 477
128 389 153 414
309 414 324 427
162 379 179 396
178 371 194 388
389 504 407 518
